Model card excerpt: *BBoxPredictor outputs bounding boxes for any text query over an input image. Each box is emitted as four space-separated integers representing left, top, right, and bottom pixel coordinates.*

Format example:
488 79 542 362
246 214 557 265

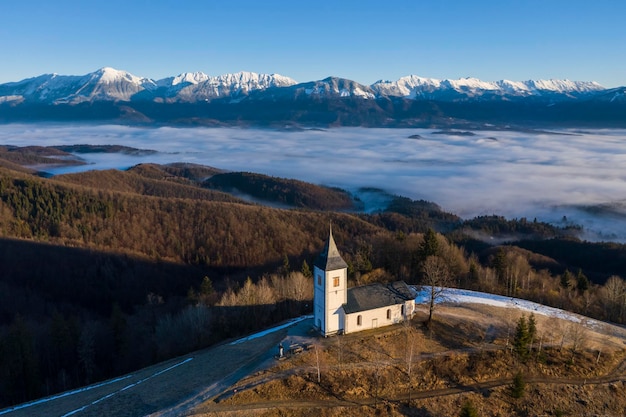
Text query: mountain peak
371 75 606 100
92 67 147 84
0 68 615 106
170 72 210 86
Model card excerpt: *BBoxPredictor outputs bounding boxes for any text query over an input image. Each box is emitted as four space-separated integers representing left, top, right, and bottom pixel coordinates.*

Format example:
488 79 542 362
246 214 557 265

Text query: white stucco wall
344 299 416 334
344 304 403 334
313 265 347 336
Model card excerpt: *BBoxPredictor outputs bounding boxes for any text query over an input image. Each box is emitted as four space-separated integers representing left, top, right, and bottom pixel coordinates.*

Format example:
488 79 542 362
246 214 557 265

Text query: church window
357 315 362 326
387 309 391 320
333 276 340 287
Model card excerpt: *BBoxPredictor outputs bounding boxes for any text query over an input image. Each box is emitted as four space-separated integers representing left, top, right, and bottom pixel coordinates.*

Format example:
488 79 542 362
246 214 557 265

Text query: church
313 227 417 336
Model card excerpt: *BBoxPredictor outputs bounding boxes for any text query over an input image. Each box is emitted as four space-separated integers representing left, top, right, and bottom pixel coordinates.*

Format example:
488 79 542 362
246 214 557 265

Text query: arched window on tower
387 309 391 320
357 315 362 326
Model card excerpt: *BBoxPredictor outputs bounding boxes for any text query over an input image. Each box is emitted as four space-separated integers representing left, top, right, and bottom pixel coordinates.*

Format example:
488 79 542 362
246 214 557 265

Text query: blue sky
1 0 624 86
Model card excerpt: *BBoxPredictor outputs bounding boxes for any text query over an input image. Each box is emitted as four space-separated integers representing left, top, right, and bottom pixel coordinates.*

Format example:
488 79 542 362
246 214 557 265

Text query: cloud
2 124 626 241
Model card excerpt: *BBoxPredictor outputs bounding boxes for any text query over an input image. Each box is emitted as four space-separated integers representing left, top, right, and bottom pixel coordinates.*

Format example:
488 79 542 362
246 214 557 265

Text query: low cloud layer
2 124 626 241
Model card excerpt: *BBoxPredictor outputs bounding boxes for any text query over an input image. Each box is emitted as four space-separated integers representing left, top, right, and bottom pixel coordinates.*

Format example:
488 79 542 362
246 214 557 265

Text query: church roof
343 281 416 314
314 226 348 271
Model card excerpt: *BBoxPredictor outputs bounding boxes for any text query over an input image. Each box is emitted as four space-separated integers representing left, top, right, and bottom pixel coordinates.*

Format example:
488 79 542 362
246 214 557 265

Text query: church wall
344 304 404 335
404 299 416 317
313 265 347 336
313 268 325 331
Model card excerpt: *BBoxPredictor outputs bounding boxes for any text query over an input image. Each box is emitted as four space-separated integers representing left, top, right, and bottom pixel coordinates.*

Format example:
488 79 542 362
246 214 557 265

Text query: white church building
313 227 416 336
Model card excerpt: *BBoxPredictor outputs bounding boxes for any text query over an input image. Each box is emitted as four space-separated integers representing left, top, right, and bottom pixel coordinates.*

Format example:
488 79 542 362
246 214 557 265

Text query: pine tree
199 276 216 305
527 313 537 347
301 260 312 279
576 269 589 292
468 262 480 284
511 371 526 398
513 315 530 361
459 399 479 417
492 248 508 284
419 228 439 260
560 269 572 289
200 276 214 296
281 254 291 277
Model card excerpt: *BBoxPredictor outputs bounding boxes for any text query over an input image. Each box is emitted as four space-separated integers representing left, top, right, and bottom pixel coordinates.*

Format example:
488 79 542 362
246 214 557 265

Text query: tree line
1 163 626 408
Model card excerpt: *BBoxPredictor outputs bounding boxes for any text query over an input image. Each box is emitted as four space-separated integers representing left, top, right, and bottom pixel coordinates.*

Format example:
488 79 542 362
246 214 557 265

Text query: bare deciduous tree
601 275 626 322
403 319 417 403
567 321 588 363
421 255 452 325
314 344 322 383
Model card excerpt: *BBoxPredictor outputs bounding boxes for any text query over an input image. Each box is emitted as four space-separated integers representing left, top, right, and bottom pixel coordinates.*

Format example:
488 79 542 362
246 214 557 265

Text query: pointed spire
314 223 348 271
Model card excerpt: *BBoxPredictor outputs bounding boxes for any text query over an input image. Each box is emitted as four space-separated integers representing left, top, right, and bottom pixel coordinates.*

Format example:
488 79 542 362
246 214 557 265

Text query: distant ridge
0 67 623 127
0 67 608 104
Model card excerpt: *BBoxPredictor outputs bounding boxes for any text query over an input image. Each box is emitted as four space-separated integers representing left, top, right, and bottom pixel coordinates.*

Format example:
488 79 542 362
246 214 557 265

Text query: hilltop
1 150 626 411
7 298 624 417
192 301 626 417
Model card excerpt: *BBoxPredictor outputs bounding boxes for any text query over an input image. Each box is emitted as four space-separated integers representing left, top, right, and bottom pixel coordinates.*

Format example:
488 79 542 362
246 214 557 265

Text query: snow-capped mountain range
0 67 611 105
0 67 298 104
370 75 605 100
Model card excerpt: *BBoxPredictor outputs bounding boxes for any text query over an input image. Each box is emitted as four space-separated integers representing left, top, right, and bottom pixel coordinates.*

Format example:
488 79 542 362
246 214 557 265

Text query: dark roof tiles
343 281 416 314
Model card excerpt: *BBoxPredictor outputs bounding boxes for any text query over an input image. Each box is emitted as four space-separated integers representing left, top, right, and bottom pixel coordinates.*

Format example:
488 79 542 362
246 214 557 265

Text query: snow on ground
415 287 612 332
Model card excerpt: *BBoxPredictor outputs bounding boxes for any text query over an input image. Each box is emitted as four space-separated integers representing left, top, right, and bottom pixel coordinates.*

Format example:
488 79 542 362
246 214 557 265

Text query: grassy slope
196 304 626 417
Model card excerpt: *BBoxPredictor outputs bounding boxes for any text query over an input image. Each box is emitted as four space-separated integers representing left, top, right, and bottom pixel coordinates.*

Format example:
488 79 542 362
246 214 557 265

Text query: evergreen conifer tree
301 260 312 278
459 399 479 417
419 228 439 260
527 313 537 349
511 371 526 398
560 270 572 289
513 315 530 361
576 269 589 292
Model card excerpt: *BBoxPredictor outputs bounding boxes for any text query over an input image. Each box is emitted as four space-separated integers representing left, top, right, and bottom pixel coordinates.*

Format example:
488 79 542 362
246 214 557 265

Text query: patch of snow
170 72 210 86
0 95 23 103
352 87 375 99
415 287 611 331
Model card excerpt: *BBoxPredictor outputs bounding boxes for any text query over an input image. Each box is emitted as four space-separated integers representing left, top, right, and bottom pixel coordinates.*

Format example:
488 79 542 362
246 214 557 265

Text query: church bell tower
313 225 348 336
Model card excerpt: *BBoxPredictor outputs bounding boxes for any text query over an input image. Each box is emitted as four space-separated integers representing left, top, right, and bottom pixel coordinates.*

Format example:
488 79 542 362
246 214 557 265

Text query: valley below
1 124 626 241
2 123 626 415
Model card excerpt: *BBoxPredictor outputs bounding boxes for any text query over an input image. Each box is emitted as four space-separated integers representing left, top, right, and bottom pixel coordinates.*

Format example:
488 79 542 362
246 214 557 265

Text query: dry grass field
190 303 626 417
3 302 625 417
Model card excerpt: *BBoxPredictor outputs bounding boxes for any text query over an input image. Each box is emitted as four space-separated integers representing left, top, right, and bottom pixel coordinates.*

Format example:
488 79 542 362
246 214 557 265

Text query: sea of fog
2 124 626 242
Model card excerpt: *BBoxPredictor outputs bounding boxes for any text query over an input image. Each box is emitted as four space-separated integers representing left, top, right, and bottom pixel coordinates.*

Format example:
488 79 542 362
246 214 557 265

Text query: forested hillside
1 159 626 408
